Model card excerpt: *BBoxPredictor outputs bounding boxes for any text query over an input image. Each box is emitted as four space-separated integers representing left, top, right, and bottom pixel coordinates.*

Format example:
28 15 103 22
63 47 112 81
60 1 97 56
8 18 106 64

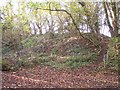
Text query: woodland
0 0 120 88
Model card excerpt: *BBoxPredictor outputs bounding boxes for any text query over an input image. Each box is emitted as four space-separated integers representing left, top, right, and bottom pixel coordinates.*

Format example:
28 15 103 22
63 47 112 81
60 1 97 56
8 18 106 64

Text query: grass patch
32 53 52 65
68 45 97 56
30 53 96 69
57 53 96 69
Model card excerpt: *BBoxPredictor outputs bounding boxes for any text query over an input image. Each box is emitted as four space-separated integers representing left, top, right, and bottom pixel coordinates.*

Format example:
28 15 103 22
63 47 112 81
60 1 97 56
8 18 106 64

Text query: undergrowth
97 37 120 71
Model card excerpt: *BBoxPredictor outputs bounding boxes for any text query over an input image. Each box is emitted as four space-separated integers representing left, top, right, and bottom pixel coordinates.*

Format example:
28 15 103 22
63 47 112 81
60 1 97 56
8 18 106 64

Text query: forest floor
2 62 118 88
2 34 119 88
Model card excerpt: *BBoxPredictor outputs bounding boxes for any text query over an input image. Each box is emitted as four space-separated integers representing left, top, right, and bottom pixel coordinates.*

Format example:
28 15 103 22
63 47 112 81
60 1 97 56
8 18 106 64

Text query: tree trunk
103 2 119 37
103 2 114 37
112 2 118 37
118 1 120 36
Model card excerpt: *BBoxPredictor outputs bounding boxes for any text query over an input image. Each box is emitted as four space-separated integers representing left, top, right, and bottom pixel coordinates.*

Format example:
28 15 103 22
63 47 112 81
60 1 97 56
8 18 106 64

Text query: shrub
106 37 120 70
46 31 56 39
108 37 119 60
2 30 23 51
2 58 17 71
21 36 37 48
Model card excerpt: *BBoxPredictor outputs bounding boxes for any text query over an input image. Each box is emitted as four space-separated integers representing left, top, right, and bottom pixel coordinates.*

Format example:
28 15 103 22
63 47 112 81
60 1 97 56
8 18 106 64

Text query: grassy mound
2 33 99 71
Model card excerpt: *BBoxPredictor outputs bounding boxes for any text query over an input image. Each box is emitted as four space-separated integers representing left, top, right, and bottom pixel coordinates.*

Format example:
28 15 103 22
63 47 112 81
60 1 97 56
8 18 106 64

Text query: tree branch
78 2 85 7
36 8 99 47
